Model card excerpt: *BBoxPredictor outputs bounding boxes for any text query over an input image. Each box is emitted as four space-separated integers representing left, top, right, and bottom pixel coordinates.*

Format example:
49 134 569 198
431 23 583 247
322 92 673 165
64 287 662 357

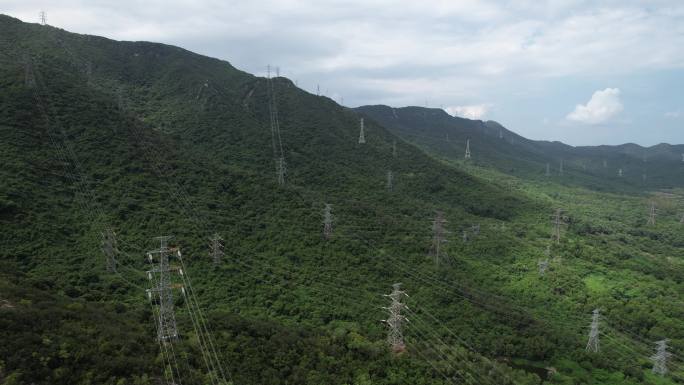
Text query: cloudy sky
5 1 684 146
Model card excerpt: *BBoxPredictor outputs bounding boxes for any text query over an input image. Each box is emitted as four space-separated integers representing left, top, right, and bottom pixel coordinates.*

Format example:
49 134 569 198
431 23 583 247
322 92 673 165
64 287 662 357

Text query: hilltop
356 105 684 192
0 15 682 385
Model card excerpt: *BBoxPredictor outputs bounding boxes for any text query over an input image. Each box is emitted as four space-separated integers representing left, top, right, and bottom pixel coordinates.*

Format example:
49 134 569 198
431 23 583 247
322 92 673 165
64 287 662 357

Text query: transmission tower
430 211 448 265
266 64 286 186
276 157 286 186
681 153 684 163
499 129 503 139
603 159 607 168
101 228 118 273
551 208 565 244
618 168 623 177
647 201 657 225
386 170 393 191
39 11 47 25
358 118 366 144
464 139 471 159
545 163 550 177
209 233 224 265
24 55 36 88
559 159 564 176
322 203 333 240
381 283 408 353
585 309 600 353
538 259 549 276
651 339 671 376
462 230 468 243
146 236 181 341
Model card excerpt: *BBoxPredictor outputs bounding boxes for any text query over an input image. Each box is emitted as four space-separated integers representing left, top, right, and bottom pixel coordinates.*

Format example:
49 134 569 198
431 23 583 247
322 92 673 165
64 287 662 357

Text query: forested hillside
357 105 684 192
0 15 682 385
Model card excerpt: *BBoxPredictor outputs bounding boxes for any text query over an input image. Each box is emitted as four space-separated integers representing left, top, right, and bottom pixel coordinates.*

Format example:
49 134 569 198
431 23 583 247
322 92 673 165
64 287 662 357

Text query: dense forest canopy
0 15 682 385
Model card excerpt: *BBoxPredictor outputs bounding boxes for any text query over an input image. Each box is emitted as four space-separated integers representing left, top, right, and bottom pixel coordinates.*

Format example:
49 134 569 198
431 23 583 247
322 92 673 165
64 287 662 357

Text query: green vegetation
357 105 684 192
0 14 682 385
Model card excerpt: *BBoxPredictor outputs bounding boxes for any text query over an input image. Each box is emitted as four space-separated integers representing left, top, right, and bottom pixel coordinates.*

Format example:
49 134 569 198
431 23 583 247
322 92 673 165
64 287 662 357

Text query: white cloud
445 104 490 120
4 1 684 110
665 110 680 118
567 88 623 124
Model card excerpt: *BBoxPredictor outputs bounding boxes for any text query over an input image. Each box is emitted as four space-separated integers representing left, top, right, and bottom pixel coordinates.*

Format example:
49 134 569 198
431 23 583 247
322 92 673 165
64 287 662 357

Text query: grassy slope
0 14 682 385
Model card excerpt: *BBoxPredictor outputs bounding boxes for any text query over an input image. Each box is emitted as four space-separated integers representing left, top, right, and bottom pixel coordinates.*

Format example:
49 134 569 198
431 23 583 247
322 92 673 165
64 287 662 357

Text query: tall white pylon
39 11 47 25
209 233 224 265
101 228 118 273
585 309 600 353
358 118 366 144
430 211 448 265
276 157 286 186
382 283 408 353
552 208 565 244
386 170 394 191
603 159 608 168
465 139 471 159
647 201 657 225
651 339 671 376
146 236 181 341
545 163 550 177
618 168 623 177
322 203 333 240
538 259 549 276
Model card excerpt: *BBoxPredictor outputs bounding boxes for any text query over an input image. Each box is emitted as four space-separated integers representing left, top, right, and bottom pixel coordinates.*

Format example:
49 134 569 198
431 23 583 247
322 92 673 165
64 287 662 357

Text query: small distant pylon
23 55 36 88
146 236 182 342
39 11 47 25
322 203 333 240
681 153 684 163
276 157 286 186
647 201 657 225
209 233 224 265
499 129 503 139
386 170 394 191
381 283 408 353
430 211 448 265
462 230 468 243
651 339 671 376
603 160 608 168
551 208 566 244
358 118 366 144
559 159 564 176
101 228 118 273
545 163 550 177
538 259 549 276
471 223 480 236
585 309 600 353
618 168 623 177
464 139 471 159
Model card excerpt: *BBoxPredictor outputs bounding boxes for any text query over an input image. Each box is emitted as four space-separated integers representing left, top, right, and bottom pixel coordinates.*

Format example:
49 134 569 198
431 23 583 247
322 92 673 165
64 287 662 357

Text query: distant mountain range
356 105 684 191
